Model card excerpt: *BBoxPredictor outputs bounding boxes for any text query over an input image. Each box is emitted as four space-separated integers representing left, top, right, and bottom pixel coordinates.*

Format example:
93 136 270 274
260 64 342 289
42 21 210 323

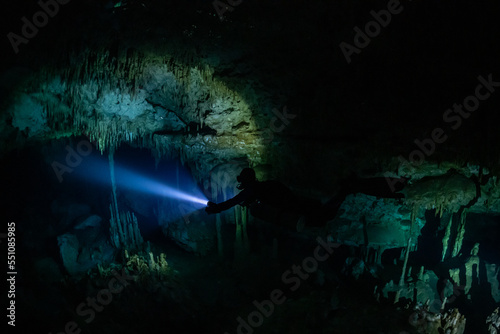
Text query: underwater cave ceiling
2 0 500 219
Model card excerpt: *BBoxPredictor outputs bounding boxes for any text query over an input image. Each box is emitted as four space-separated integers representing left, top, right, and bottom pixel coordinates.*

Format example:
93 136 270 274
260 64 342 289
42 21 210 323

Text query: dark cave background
2 1 500 333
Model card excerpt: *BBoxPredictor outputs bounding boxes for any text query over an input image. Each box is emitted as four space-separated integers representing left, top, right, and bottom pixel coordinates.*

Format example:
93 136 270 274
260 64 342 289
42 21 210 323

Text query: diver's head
237 168 256 189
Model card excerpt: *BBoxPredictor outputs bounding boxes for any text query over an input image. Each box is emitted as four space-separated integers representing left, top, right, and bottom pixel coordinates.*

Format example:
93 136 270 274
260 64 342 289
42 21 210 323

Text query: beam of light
141 174 208 206
75 155 208 208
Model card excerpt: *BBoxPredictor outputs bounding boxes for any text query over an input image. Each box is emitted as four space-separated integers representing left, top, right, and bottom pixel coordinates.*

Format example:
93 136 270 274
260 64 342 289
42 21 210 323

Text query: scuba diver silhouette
205 168 407 231
205 168 330 230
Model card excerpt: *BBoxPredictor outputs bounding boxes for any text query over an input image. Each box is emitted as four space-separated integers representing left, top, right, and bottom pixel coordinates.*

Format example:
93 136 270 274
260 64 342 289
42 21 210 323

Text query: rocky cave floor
11 206 497 334
14 220 412 334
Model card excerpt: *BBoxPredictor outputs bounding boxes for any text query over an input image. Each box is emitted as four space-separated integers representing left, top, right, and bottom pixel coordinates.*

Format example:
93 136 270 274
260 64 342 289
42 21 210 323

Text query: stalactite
452 209 467 257
242 206 249 253
216 214 223 258
234 206 244 262
212 176 223 258
441 214 453 262
176 162 180 190
438 203 445 218
109 150 122 245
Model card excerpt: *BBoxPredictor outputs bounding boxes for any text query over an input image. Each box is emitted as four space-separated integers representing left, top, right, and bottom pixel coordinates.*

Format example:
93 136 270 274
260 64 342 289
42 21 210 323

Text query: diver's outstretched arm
205 189 251 214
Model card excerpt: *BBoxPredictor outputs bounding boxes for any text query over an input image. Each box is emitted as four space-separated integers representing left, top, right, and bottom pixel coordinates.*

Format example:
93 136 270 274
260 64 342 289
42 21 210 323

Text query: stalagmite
148 252 156 271
465 243 480 295
109 204 121 248
127 214 136 247
449 268 460 286
486 264 500 302
111 210 144 251
108 152 144 251
130 211 144 248
441 297 447 310
396 206 416 303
